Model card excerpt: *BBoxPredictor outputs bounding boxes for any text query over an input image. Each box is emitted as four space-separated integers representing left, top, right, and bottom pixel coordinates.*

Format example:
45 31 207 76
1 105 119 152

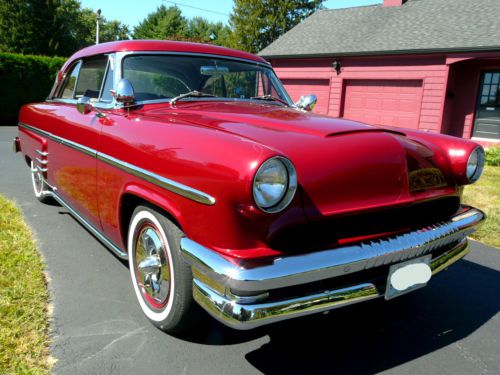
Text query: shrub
485 146 500 167
0 53 66 125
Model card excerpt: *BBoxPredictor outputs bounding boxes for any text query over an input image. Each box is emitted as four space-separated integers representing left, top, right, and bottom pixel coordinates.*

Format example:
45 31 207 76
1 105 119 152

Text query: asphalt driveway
1 126 499 375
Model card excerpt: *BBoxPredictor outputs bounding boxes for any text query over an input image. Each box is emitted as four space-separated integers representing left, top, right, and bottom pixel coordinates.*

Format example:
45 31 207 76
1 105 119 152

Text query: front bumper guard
181 206 485 329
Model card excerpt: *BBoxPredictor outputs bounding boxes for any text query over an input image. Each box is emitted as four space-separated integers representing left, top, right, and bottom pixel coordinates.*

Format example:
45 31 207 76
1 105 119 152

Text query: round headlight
466 146 485 182
253 157 297 213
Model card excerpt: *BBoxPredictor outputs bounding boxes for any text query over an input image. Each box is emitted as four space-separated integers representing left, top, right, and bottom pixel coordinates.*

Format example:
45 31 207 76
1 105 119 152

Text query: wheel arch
119 186 185 251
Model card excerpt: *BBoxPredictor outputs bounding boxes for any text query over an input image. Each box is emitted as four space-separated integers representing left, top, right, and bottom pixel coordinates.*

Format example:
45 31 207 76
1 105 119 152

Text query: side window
59 61 82 99
74 56 108 99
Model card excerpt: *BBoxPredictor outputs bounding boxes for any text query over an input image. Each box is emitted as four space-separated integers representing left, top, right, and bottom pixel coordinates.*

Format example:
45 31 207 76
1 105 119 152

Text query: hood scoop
325 128 406 138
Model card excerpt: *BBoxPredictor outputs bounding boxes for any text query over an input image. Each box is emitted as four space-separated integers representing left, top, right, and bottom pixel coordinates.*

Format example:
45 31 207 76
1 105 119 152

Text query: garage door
281 79 330 115
342 80 423 129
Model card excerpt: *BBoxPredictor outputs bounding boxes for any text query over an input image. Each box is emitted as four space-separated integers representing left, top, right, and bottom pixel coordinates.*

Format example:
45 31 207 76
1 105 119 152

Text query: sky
80 0 382 29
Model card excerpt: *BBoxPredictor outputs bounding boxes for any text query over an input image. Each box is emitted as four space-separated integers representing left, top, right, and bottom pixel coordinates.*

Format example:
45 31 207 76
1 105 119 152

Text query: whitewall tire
128 205 199 333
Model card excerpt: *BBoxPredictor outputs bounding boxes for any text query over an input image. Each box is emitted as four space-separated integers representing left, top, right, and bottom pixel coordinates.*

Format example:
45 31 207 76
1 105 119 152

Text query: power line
163 1 230 18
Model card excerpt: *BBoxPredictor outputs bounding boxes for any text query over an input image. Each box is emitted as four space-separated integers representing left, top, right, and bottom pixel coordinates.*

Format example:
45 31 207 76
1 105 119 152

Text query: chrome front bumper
181 206 485 330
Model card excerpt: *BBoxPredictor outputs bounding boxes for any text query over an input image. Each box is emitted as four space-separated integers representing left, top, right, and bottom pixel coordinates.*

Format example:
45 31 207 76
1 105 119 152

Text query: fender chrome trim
18 122 215 205
181 206 485 293
96 152 216 205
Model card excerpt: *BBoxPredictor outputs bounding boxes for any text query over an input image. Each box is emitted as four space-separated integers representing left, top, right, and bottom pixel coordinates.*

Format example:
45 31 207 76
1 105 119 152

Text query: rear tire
30 160 53 203
128 205 199 333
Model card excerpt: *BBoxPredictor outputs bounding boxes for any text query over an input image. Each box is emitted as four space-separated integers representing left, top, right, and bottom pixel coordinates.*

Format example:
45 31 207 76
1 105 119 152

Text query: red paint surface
17 42 484 261
60 40 267 75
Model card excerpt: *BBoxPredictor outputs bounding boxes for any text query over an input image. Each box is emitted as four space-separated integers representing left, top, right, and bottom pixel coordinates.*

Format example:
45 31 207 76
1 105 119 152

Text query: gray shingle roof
259 0 500 58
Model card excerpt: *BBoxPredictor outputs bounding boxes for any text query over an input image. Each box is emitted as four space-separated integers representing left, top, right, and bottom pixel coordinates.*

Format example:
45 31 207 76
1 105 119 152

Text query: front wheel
128 205 199 333
30 160 52 203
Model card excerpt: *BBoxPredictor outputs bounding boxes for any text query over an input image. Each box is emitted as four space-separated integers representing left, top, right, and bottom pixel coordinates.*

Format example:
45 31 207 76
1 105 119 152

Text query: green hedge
0 53 66 125
485 146 500 166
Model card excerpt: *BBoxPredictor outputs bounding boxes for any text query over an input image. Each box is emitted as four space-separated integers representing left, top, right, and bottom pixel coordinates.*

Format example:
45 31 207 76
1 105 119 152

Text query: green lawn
0 194 51 374
463 166 500 249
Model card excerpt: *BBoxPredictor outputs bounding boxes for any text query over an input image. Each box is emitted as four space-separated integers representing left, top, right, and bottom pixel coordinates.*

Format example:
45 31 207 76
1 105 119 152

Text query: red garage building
260 0 500 143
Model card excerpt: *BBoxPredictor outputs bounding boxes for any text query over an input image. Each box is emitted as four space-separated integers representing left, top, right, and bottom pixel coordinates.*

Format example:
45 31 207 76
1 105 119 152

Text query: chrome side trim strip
192 239 469 330
18 122 215 205
181 206 485 293
97 153 216 205
47 190 128 260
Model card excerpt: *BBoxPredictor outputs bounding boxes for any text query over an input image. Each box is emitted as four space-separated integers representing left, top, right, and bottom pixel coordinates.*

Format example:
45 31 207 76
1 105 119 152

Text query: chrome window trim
18 122 216 206
116 51 271 70
55 60 82 100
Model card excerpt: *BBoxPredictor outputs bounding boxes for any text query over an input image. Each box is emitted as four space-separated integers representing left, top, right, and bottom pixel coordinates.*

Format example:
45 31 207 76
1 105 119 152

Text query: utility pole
96 9 102 44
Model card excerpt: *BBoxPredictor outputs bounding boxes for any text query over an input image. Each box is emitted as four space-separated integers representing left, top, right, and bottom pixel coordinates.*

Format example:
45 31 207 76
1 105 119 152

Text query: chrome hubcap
135 225 170 306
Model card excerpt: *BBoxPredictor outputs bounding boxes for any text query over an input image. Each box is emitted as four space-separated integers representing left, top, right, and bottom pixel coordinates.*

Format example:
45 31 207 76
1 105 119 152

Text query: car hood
141 101 456 217
142 101 405 142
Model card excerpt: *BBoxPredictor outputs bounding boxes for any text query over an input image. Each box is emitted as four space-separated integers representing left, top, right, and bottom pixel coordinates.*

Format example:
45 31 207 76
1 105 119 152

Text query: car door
45 54 114 230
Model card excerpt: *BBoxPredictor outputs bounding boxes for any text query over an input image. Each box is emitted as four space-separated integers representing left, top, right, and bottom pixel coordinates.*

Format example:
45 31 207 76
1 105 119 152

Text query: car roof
63 40 268 70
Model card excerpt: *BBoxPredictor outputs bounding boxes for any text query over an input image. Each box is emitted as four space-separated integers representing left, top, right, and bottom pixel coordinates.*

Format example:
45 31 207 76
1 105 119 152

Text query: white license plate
385 255 432 300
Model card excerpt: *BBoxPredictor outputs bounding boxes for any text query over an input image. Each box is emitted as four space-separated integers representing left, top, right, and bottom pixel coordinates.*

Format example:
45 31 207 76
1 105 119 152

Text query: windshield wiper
250 94 289 107
170 90 216 105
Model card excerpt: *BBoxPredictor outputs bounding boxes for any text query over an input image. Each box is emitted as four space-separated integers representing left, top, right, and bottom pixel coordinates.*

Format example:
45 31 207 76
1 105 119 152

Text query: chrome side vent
35 149 49 173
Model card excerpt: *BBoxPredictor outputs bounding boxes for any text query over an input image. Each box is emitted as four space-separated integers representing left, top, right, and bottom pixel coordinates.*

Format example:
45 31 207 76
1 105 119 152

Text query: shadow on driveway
241 259 499 373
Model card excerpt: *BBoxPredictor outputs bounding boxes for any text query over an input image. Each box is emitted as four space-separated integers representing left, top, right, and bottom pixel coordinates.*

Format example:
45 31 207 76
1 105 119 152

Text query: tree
187 17 232 46
74 8 129 50
229 0 324 53
0 0 82 56
133 6 188 40
133 7 232 47
0 0 129 56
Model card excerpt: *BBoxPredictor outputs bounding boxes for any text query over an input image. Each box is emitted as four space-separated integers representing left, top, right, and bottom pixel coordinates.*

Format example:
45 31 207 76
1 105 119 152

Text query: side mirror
76 97 93 115
112 79 135 107
76 97 106 118
295 94 318 112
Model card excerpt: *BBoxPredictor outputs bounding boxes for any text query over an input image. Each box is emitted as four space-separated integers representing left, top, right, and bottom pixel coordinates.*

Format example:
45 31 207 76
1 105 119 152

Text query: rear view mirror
295 95 318 112
200 66 229 75
76 97 93 115
76 97 106 118
111 79 136 106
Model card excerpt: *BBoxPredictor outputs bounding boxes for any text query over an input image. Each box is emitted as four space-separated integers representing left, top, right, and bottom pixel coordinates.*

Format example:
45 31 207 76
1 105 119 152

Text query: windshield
122 54 292 105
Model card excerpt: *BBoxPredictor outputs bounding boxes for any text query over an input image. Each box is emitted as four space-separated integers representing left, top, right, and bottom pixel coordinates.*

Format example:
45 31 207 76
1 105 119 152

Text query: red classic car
14 40 486 332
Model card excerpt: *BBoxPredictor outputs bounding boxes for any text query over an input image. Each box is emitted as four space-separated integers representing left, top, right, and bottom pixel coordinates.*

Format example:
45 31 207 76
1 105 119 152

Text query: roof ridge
260 0 500 57
319 3 383 13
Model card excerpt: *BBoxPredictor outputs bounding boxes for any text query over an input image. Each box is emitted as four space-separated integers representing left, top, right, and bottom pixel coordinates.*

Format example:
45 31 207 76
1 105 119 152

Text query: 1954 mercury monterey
14 40 486 332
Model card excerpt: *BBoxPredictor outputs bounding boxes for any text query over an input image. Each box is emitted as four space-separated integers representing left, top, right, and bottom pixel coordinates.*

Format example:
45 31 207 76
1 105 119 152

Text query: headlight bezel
252 156 298 213
466 146 485 183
